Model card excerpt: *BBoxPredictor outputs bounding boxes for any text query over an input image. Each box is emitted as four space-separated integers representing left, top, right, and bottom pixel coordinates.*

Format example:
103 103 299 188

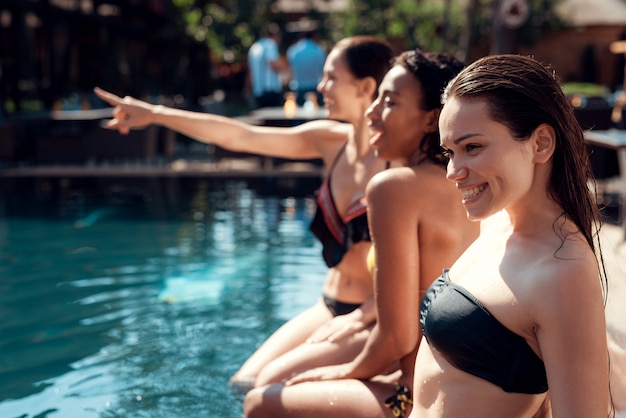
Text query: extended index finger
93 87 123 106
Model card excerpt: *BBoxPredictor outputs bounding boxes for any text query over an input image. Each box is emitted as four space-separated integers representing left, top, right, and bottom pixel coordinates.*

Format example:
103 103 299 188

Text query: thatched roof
556 0 626 26
273 0 348 13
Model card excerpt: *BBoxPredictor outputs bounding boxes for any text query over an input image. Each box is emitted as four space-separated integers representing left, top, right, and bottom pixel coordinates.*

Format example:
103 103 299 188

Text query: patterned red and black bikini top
309 145 371 268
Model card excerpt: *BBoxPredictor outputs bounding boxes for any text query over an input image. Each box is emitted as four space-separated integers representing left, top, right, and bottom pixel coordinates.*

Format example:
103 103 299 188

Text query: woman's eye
465 144 481 152
441 149 452 158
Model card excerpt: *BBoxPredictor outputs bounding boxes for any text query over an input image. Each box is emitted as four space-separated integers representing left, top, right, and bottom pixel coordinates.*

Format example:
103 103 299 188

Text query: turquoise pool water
0 176 326 417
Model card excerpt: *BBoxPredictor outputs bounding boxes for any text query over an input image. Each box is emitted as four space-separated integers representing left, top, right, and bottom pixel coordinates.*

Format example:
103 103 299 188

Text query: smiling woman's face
439 97 537 221
316 49 363 122
365 65 437 164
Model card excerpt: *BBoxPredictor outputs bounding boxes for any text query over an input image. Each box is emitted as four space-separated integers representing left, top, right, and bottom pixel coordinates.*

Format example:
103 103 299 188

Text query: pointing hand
93 87 154 134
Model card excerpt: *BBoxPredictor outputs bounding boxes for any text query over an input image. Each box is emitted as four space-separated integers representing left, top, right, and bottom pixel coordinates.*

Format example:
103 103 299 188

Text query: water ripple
0 179 327 417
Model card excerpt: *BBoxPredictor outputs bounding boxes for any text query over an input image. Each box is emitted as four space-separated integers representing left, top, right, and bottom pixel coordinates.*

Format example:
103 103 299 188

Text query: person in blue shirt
247 24 287 108
287 30 326 107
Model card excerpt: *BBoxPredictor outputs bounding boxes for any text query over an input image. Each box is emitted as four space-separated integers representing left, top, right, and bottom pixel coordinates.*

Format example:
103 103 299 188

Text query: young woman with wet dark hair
412 54 613 418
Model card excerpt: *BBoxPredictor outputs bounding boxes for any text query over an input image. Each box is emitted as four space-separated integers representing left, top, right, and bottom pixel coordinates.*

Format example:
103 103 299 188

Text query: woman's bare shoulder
370 163 445 184
281 119 350 162
366 166 417 197
525 232 602 320
294 119 352 138
366 165 449 207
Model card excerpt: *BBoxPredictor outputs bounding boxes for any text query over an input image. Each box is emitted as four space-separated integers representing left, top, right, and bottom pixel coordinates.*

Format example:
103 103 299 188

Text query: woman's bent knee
244 385 280 418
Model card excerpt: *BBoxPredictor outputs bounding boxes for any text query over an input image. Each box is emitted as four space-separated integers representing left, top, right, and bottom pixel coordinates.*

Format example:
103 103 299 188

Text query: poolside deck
0 158 325 179
600 222 626 416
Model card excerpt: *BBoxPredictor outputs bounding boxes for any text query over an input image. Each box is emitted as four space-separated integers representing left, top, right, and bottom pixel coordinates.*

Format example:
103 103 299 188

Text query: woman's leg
244 379 403 418
230 298 333 386
255 326 372 386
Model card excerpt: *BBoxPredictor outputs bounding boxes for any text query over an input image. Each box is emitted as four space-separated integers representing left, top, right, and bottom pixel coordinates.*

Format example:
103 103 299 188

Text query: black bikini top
420 269 548 394
309 145 370 268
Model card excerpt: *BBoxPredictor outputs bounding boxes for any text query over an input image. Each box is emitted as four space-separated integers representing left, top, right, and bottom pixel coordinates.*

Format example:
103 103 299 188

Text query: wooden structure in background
0 0 212 115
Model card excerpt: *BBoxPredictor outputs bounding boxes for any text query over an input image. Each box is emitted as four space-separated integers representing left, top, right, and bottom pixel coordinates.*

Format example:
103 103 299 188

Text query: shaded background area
2 0 625 118
1 0 626 171
0 0 215 115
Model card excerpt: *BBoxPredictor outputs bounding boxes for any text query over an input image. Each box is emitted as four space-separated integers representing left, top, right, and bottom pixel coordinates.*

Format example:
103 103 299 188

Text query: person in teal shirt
287 30 326 106
248 24 287 108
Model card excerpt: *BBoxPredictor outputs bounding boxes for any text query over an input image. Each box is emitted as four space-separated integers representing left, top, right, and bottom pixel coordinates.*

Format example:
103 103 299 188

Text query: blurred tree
0 0 576 119
488 0 565 55
169 0 516 63
327 0 467 55
169 0 337 109
170 0 287 64
326 0 564 61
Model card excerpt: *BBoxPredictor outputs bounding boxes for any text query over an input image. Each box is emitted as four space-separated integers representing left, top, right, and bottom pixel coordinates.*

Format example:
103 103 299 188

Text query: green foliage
171 0 565 65
170 0 284 63
328 0 467 55
328 0 564 57
517 0 565 46
562 82 610 97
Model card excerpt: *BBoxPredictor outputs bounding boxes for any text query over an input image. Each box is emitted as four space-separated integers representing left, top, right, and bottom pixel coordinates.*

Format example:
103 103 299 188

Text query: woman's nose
317 79 326 93
446 157 467 182
365 100 380 120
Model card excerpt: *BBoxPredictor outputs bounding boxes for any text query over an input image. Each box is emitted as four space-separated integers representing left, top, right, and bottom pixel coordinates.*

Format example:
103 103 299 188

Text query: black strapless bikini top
420 269 548 394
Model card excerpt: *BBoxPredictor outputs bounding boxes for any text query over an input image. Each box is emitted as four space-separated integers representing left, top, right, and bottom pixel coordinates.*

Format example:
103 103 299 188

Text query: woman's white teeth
462 184 486 199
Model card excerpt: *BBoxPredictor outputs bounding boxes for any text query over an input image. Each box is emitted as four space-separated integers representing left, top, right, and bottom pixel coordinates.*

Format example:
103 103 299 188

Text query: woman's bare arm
93 87 348 161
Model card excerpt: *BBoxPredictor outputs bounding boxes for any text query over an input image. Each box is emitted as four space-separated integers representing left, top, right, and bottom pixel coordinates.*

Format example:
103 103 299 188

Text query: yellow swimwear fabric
367 245 376 276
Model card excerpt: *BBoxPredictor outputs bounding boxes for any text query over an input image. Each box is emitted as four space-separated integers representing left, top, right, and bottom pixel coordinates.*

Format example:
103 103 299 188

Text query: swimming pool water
0 176 326 417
